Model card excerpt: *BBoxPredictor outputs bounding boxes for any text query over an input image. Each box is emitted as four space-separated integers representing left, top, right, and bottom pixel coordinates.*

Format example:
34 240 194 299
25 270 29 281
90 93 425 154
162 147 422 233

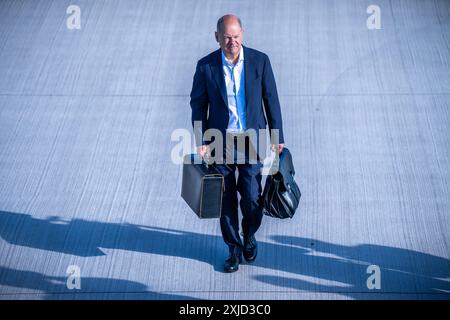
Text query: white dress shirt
221 46 247 132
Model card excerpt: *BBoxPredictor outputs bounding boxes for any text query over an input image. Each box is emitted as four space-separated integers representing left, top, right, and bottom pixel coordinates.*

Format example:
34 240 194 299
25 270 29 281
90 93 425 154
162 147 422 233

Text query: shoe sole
244 257 256 264
224 267 239 273
244 251 257 263
224 258 242 273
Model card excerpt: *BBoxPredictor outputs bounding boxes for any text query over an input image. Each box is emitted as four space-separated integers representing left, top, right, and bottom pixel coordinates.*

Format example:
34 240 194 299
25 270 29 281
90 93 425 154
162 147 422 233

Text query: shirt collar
221 45 244 67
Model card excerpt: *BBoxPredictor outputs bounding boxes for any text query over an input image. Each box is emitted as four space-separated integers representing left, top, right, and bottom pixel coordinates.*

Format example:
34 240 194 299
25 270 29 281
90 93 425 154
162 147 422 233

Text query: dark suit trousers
215 135 264 255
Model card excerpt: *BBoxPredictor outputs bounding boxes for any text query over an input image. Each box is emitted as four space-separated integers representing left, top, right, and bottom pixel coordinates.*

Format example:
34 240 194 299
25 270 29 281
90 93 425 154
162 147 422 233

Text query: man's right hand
196 145 210 159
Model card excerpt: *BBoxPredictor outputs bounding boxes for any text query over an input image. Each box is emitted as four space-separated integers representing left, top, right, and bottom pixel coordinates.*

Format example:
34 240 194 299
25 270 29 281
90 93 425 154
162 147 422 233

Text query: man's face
215 20 243 57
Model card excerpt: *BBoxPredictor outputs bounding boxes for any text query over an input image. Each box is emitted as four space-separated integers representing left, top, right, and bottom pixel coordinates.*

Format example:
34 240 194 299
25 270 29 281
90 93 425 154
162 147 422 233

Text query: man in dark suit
190 14 285 272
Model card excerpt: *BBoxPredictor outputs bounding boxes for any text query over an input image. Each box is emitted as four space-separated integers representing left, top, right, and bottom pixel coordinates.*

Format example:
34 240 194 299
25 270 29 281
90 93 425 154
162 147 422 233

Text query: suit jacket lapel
244 46 259 111
211 49 228 106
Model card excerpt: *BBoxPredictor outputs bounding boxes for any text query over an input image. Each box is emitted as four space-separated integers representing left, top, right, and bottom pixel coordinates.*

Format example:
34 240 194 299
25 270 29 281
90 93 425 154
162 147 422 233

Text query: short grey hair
216 14 243 33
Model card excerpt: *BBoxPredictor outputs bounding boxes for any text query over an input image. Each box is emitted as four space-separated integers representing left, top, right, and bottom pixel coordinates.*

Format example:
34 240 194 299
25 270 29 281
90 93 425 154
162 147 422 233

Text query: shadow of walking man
0 266 198 299
253 235 450 298
1 211 449 298
0 211 226 270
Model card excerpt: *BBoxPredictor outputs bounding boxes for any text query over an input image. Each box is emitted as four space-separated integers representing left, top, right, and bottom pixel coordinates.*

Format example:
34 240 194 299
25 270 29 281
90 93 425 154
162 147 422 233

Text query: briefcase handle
203 152 214 168
201 153 228 192
202 153 233 173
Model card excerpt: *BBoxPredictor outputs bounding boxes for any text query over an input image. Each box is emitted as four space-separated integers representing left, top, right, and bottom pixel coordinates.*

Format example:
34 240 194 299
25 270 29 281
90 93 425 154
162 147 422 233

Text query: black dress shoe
244 235 257 263
224 253 242 273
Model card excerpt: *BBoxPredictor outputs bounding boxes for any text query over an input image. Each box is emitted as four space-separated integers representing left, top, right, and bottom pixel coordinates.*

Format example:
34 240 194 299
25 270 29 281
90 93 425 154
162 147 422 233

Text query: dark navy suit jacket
190 46 284 149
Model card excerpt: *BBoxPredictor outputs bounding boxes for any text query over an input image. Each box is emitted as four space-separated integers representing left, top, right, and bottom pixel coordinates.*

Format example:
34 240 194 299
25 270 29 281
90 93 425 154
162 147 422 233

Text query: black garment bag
262 147 301 219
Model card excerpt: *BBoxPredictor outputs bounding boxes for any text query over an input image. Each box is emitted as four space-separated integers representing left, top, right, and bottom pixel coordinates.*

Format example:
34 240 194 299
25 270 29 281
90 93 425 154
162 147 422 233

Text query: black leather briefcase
181 154 224 219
